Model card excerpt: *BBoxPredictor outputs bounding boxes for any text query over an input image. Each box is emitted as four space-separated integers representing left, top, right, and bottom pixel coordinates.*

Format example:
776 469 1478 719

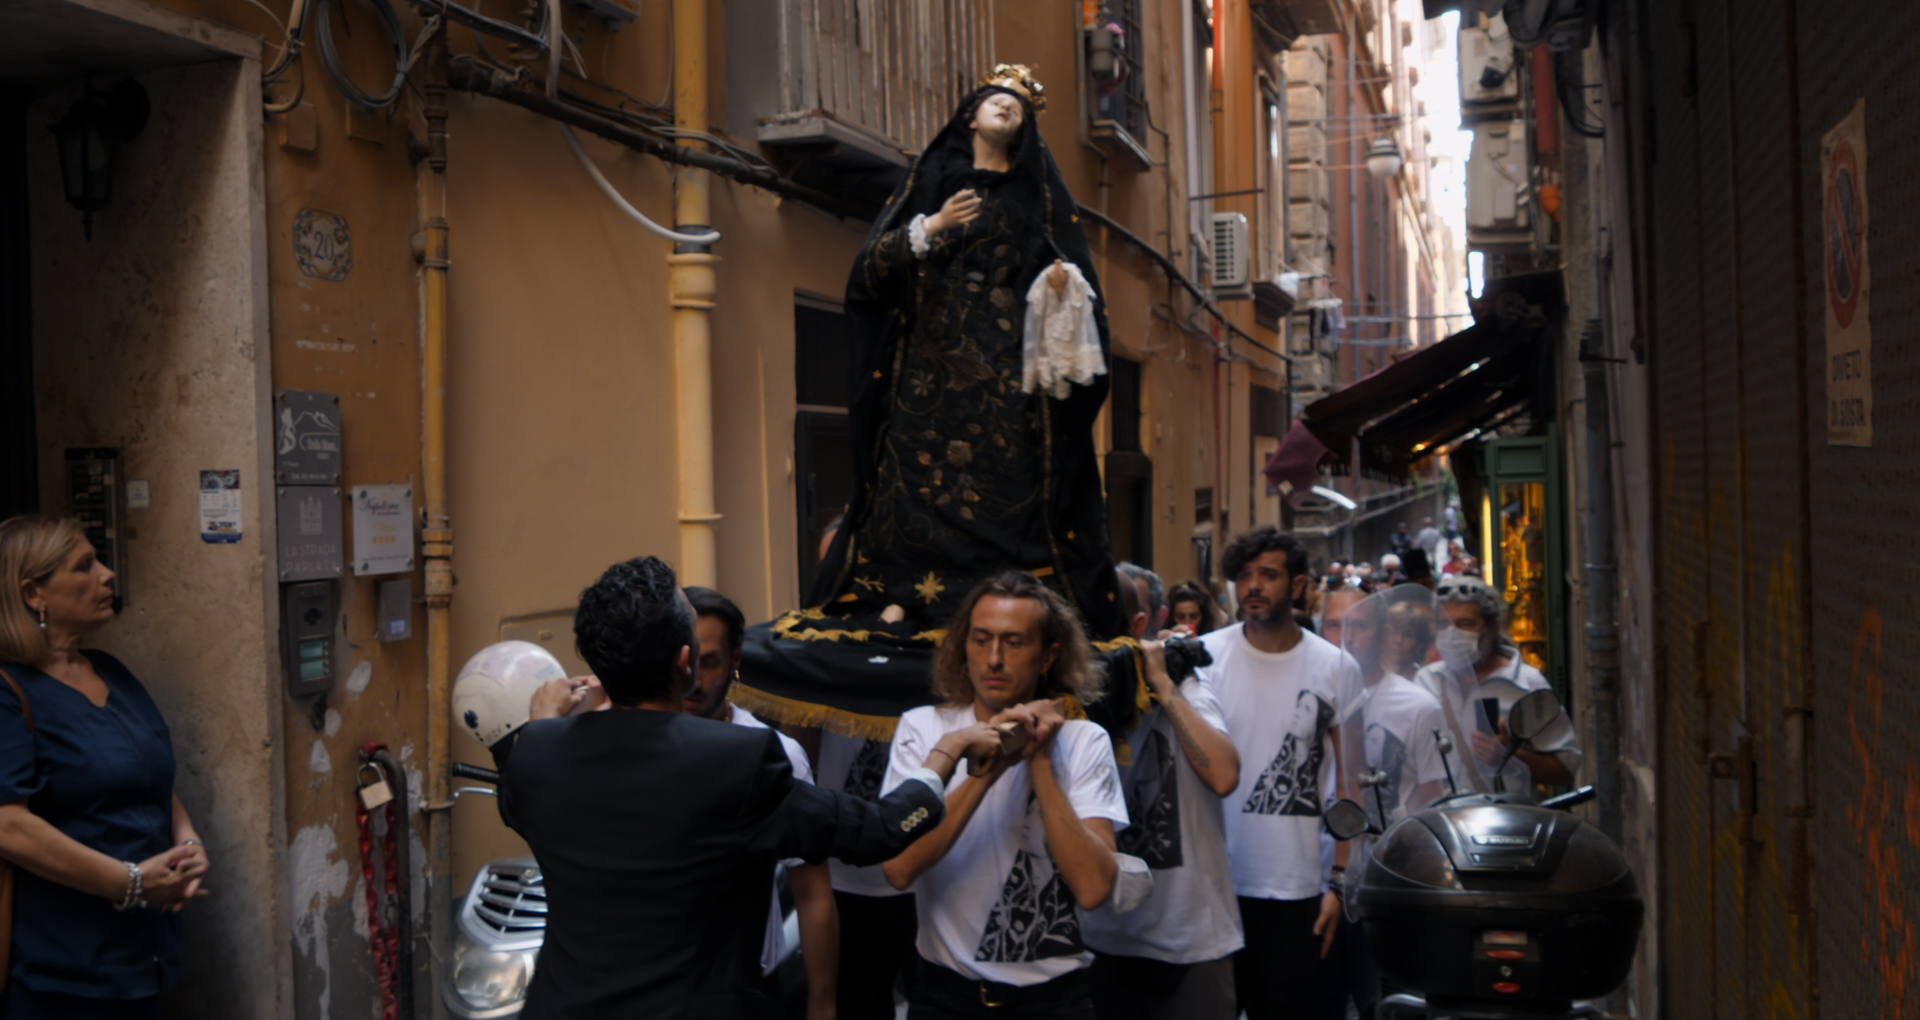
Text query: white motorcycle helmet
453 640 569 749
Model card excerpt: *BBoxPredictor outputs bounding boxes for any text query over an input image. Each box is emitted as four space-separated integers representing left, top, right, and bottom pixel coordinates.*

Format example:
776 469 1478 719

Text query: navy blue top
0 651 181 998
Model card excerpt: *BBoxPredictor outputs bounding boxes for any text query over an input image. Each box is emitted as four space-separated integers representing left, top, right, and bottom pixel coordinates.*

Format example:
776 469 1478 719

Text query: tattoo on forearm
1165 699 1212 770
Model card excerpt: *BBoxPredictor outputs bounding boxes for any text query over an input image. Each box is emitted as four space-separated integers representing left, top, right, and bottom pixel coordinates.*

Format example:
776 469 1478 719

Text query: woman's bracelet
114 860 147 912
926 746 958 767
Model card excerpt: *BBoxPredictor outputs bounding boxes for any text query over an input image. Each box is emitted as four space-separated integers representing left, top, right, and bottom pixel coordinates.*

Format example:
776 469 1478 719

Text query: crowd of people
0 506 1576 1020
488 521 1574 1020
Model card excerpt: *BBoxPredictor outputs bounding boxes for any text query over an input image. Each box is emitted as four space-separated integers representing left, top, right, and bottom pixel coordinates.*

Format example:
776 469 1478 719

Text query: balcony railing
759 0 996 163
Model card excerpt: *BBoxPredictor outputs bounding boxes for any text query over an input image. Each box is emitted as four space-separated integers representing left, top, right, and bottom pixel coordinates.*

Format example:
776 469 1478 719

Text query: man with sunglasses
1414 575 1581 789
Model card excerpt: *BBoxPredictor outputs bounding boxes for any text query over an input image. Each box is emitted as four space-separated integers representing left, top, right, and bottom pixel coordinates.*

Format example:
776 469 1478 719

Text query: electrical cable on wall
315 0 409 110
544 0 719 246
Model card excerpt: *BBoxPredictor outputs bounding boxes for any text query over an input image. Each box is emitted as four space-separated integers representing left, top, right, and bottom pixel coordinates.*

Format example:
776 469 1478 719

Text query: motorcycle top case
1354 794 1643 1012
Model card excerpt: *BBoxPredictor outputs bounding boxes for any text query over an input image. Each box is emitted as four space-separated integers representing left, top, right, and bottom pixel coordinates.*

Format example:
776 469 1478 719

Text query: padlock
359 778 394 810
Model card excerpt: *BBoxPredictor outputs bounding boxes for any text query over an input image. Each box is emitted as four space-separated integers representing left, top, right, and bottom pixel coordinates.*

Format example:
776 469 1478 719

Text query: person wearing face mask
1412 576 1581 791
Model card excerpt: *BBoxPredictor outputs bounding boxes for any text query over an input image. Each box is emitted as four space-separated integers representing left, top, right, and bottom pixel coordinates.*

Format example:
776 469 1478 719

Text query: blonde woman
0 516 208 1019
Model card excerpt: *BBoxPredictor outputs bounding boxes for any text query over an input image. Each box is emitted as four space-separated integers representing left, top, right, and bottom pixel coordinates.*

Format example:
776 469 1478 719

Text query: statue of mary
736 66 1138 736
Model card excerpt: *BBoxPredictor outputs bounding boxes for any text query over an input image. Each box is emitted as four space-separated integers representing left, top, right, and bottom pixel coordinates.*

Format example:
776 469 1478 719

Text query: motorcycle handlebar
453 762 500 785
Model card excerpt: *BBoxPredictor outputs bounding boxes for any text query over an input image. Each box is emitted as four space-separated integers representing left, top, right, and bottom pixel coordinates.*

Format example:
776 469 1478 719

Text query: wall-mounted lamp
1365 137 1404 181
51 79 149 240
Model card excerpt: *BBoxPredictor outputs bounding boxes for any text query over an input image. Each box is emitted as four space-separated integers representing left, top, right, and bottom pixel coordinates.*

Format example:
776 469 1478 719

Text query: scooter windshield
1322 584 1525 920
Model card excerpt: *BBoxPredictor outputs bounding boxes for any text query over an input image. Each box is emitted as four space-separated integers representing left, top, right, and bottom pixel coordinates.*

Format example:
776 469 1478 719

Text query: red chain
355 741 402 1020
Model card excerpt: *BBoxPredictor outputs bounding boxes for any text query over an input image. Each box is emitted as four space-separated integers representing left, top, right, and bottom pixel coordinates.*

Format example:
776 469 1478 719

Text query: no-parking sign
1822 99 1871 447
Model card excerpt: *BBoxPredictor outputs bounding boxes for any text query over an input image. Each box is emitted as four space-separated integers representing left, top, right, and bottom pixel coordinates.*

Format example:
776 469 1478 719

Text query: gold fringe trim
728 682 905 742
769 609 946 646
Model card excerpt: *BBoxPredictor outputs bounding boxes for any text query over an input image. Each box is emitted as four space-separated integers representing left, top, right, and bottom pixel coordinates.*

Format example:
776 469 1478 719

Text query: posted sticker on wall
199 470 242 544
1821 98 1871 447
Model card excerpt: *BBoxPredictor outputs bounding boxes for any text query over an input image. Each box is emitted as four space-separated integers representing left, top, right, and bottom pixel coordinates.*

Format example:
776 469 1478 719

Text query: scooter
1325 689 1644 1020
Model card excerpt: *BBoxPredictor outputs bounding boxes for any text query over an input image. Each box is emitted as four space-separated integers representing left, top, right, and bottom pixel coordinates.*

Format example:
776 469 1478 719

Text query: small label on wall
126 480 150 509
352 485 414 576
199 471 242 544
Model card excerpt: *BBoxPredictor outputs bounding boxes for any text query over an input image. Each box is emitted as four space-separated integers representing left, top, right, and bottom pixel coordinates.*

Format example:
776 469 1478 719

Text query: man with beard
1196 528 1363 1019
881 572 1128 1019
1413 575 1580 790
685 587 839 1019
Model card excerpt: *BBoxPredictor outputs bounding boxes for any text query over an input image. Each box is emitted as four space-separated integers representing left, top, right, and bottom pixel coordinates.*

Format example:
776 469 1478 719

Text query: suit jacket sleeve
741 730 945 867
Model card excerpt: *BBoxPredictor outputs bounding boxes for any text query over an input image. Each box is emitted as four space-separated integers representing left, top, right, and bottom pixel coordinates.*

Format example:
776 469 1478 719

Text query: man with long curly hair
880 571 1128 1019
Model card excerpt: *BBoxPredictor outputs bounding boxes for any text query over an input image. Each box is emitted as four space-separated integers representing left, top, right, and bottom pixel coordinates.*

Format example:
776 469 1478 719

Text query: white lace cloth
908 214 932 258
1021 261 1106 399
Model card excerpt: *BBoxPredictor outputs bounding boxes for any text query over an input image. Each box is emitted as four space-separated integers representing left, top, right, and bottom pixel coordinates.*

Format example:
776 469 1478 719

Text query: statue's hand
1047 260 1070 294
928 189 982 234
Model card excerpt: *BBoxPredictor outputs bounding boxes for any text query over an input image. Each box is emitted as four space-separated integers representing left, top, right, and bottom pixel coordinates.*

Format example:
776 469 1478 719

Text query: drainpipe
416 29 456 1017
1579 315 1622 840
671 0 720 586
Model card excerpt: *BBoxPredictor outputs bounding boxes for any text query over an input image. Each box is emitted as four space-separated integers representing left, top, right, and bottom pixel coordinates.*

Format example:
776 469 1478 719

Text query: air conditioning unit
1210 212 1251 298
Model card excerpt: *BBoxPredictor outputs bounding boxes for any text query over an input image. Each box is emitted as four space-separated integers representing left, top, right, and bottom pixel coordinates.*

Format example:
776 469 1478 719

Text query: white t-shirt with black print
1080 676 1244 964
817 731 907 898
1412 647 1583 789
731 705 812 977
883 705 1130 987
1355 674 1450 827
1199 624 1364 902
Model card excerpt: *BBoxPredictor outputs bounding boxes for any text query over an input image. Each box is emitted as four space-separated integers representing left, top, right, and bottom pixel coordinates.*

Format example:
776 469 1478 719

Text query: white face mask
1435 626 1479 672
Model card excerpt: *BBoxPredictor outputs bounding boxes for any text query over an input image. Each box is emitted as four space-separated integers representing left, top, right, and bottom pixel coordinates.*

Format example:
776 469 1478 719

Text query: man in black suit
494 556 1002 1019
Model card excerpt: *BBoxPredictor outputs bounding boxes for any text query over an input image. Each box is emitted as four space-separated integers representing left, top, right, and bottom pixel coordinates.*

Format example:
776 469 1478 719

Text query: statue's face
971 91 1026 151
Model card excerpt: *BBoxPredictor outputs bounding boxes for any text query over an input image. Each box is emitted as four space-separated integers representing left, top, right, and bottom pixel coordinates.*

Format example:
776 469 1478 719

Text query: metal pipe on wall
416 28 456 1019
1579 315 1622 841
670 0 721 587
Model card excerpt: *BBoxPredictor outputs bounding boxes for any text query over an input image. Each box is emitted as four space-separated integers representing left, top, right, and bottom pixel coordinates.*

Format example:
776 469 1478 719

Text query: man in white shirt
1413 575 1581 793
882 571 1129 1019
1316 587 1449 1020
686 587 837 1020
1197 528 1363 1020
1080 598 1244 1020
817 730 921 1019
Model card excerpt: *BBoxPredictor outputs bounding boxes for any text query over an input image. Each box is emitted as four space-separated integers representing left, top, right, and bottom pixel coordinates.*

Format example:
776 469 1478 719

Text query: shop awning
1292 271 1565 479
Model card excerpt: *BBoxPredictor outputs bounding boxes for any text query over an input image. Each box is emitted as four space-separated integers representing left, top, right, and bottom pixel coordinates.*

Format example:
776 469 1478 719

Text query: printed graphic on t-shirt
843 739 888 802
974 849 1085 962
1366 722 1408 819
1117 727 1182 868
1242 693 1334 817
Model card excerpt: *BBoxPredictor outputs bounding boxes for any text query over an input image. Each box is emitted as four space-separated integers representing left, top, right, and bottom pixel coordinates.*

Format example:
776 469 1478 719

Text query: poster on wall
199 470 242 544
1821 98 1871 447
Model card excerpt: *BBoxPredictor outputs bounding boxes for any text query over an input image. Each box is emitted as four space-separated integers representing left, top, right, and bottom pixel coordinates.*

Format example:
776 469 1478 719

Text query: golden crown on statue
981 63 1047 114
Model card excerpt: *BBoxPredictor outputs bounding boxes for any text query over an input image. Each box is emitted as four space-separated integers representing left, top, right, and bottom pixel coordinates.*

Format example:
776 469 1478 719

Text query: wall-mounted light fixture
1365 137 1404 181
51 79 149 239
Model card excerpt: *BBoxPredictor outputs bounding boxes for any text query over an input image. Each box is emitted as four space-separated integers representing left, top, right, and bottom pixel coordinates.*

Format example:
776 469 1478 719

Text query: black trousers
907 957 1096 1020
1317 911 1380 1020
834 890 919 1020
1234 895 1325 1020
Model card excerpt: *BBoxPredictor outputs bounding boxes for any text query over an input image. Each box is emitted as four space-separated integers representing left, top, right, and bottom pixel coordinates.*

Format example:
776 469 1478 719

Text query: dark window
1110 356 1143 452
795 301 850 408
1105 452 1152 569
1250 384 1284 438
793 299 854 594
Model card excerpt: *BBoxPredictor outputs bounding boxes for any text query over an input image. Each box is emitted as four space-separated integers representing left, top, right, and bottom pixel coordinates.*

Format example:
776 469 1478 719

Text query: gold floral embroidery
915 572 947 604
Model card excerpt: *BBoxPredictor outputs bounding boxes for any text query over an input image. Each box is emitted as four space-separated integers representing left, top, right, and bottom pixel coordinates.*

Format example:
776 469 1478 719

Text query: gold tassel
728 682 904 742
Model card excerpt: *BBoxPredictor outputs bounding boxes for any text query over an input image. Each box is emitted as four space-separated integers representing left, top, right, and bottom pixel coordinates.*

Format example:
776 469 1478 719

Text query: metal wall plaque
274 390 342 485
276 486 343 581
351 484 414 576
